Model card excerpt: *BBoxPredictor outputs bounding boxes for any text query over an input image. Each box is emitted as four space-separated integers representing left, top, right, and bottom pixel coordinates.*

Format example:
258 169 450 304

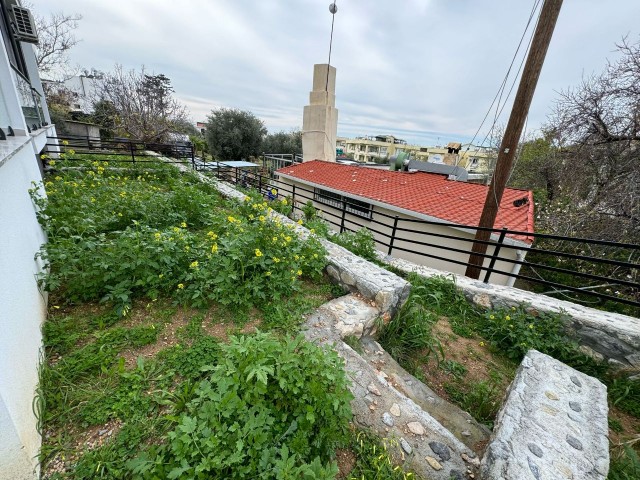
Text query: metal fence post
388 216 399 255
340 199 347 233
191 144 195 170
292 184 296 208
130 142 136 163
483 227 508 284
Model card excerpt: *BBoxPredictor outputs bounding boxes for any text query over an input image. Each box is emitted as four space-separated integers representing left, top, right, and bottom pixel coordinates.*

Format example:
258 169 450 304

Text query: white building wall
1 5 55 476
0 136 49 479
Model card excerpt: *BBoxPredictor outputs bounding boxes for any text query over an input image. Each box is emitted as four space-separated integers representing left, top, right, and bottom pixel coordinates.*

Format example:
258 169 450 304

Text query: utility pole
465 0 563 279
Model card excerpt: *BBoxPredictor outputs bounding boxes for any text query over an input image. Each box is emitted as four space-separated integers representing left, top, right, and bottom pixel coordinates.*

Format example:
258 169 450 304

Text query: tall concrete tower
302 64 338 162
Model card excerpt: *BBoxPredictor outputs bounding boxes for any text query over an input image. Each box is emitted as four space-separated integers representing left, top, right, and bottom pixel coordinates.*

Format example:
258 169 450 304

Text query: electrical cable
457 0 542 167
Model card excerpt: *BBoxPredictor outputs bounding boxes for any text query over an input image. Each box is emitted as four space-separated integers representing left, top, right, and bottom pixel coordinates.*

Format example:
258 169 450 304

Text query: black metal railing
209 165 640 314
45 134 195 165
40 140 639 314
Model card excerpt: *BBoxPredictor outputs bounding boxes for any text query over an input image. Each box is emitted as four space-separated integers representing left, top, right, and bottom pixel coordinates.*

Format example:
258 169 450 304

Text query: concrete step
359 336 491 451
303 295 480 480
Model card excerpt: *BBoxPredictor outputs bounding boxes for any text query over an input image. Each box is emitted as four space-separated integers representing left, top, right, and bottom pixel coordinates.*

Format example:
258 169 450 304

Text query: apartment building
336 135 496 176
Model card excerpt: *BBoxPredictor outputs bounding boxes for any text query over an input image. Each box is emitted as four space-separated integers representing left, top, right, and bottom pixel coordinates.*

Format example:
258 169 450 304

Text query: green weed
129 332 353 478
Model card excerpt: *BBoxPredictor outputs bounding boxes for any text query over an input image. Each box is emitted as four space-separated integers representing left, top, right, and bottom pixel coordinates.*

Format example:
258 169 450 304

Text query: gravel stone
407 421 426 436
429 441 451 462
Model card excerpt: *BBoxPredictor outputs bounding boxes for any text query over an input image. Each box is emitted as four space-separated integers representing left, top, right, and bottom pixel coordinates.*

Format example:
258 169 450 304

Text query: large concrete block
481 350 609 480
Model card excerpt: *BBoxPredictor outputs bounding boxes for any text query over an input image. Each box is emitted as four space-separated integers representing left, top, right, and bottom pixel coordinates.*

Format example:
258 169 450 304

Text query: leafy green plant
440 359 467 379
348 430 416 480
130 332 353 479
444 379 501 429
478 305 579 361
332 228 378 262
608 445 640 480
302 200 319 221
378 281 443 369
33 164 328 315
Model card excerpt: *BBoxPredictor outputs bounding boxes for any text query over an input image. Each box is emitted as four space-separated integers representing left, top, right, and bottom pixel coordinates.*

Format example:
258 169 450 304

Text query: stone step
303 295 480 479
359 336 491 451
480 349 609 480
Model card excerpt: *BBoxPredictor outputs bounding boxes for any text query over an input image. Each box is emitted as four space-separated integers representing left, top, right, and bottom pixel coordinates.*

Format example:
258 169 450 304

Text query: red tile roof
276 160 534 243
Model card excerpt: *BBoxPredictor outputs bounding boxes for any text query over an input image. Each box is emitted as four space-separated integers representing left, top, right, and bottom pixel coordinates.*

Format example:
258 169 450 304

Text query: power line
458 0 542 164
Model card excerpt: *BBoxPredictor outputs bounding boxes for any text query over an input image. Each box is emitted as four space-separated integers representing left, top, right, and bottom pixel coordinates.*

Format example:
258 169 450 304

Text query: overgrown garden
35 154 416 479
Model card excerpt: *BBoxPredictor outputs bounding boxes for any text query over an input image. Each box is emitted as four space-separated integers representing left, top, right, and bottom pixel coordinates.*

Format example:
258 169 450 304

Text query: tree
32 9 82 80
510 37 639 243
262 130 302 156
507 37 639 313
93 66 188 143
205 108 266 161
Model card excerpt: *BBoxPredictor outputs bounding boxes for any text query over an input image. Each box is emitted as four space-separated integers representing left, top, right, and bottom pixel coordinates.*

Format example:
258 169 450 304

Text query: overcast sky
32 0 640 146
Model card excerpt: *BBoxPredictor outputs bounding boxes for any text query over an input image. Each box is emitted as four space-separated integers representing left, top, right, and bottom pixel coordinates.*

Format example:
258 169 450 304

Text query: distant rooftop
276 160 534 243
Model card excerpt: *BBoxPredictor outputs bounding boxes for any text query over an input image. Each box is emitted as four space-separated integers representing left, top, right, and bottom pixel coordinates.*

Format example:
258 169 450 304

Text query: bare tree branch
33 10 82 80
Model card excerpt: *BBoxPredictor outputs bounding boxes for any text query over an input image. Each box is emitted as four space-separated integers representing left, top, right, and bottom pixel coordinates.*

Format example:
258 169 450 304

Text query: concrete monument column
302 64 338 162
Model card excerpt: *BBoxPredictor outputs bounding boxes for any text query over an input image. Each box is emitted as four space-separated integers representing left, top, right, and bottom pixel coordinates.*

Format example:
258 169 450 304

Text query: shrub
378 281 443 368
478 305 578 361
332 228 378 262
130 332 352 479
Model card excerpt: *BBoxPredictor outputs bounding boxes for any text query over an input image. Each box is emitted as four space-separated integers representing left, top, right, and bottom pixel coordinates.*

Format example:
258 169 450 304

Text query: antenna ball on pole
329 3 338 14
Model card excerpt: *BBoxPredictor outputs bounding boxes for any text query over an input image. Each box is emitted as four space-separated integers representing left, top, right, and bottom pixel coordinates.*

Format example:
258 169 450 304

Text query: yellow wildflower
211 244 218 253
505 315 511 321
529 324 534 329
49 160 56 166
207 231 218 240
297 219 303 225
296 270 302 276
479 341 485 347
489 315 495 320
228 215 236 223
265 271 272 276
190 261 199 269
62 140 69 146
271 188 277 195
177 283 184 289
285 236 291 243
259 215 265 222
181 221 187 228
273 257 280 263
158 274 164 279
255 249 263 257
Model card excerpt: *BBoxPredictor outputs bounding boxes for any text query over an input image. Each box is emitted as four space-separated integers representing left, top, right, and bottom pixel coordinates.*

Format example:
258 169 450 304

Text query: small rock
566 434 583 451
571 375 583 388
367 383 382 396
390 403 401 417
544 391 559 401
425 456 442 471
540 404 559 416
379 371 389 379
569 401 582 412
369 405 375 411
461 452 480 467
400 438 412 455
363 394 375 404
428 441 451 461
382 412 394 427
98 429 107 436
527 443 544 458
407 421 425 436
461 430 471 437
528 457 541 480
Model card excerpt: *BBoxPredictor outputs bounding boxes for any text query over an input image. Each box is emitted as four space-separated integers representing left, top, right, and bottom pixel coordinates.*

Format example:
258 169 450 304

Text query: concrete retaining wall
379 255 640 372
